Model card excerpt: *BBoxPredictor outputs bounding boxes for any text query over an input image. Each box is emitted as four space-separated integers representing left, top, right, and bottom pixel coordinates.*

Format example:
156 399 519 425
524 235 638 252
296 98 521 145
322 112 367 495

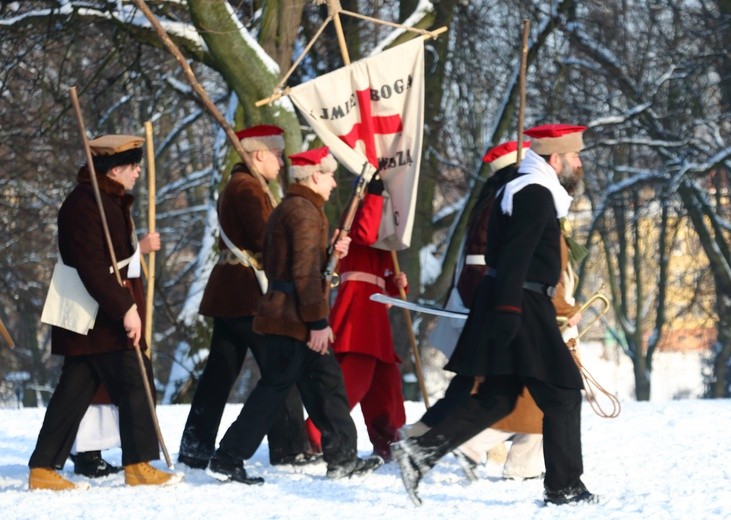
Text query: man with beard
393 124 598 507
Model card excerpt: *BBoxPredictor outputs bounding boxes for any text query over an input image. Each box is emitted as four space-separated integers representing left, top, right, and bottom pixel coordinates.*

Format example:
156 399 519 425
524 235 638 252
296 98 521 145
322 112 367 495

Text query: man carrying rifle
305 172 408 462
208 147 382 484
29 135 179 490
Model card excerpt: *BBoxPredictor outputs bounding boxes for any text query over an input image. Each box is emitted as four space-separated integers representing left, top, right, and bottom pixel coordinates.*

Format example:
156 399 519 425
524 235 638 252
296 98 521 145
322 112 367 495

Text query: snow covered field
1 392 730 519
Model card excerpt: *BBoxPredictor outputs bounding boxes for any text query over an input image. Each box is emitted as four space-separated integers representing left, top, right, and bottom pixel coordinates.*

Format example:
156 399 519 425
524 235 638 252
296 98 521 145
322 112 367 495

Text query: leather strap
340 271 386 290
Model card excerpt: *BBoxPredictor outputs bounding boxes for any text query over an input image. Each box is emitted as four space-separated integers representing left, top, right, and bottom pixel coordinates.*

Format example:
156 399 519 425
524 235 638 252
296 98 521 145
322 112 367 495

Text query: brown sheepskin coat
199 165 273 318
253 184 330 342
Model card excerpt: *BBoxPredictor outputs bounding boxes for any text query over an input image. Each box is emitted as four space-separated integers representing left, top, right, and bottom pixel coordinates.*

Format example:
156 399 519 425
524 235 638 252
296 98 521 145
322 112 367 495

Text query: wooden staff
325 0 430 408
256 5 447 107
515 20 530 167
0 316 15 349
130 0 276 208
70 88 124 289
69 87 173 469
144 121 156 357
391 251 430 408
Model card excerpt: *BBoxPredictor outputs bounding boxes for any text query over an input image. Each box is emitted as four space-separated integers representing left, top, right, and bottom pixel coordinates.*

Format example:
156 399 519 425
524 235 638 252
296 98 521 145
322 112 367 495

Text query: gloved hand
368 172 385 195
489 311 521 346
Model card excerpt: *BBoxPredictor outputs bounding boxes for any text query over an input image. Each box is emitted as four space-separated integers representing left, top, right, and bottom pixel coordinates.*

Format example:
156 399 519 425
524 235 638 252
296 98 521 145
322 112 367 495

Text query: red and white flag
289 38 424 250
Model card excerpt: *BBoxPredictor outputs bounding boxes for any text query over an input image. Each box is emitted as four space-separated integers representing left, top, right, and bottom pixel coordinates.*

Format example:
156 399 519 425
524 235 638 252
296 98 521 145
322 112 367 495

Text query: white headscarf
499 149 573 218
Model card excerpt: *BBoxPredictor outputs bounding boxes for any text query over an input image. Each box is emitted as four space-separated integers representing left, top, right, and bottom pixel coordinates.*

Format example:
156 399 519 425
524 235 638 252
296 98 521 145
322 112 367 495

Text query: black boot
325 455 384 479
207 452 264 485
70 451 121 478
544 479 599 505
392 441 425 506
178 453 209 470
270 451 324 466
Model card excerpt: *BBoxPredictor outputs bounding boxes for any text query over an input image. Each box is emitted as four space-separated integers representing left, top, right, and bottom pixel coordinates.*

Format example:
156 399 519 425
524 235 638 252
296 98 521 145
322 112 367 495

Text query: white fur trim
288 154 338 181
488 147 529 173
240 135 284 152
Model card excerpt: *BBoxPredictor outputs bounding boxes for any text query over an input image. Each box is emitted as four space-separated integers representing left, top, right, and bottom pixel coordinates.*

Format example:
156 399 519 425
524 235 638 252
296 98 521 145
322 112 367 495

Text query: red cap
523 124 586 154
288 146 330 167
235 124 285 152
482 141 531 173
288 146 337 181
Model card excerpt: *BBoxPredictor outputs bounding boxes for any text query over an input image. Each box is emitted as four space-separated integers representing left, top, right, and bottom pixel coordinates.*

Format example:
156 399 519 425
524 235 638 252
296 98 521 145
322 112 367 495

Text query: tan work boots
124 462 183 486
28 468 90 491
29 462 182 490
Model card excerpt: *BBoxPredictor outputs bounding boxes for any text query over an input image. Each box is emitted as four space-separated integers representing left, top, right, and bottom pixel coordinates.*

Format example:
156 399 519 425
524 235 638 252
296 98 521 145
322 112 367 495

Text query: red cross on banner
338 89 403 168
288 37 424 250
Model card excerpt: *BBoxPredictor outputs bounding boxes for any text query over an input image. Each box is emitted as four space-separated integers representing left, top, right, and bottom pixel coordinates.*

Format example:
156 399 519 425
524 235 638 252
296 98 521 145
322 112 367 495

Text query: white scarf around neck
499 149 573 218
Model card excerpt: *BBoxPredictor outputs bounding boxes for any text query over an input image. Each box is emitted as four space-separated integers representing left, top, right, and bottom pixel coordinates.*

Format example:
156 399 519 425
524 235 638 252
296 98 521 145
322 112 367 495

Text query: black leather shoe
544 480 599 505
271 452 323 466
70 451 121 478
325 455 384 479
352 455 384 476
178 454 209 470
392 441 423 506
207 455 264 485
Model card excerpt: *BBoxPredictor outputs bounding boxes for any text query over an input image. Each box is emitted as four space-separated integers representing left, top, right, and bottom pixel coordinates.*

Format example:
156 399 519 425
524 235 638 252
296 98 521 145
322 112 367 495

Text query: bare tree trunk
187 0 302 152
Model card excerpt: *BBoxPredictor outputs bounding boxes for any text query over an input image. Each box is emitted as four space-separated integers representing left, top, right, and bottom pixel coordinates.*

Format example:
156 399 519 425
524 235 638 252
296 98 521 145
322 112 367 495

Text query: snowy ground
0 394 730 519
1 346 728 519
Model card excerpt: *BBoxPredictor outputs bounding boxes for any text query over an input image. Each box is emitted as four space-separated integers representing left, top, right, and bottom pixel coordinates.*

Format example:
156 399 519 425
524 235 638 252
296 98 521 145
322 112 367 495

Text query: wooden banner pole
144 121 156 357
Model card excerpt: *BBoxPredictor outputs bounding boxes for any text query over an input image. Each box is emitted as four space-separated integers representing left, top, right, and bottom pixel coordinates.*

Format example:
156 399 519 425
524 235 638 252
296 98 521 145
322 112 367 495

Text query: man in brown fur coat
208 147 382 484
178 125 314 470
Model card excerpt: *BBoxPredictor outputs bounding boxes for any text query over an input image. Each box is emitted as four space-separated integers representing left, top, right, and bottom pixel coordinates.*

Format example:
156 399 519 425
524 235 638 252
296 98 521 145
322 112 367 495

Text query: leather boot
29 468 90 491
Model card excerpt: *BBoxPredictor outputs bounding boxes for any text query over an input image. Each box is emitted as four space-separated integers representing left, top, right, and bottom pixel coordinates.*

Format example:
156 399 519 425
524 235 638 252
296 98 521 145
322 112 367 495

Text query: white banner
289 38 424 250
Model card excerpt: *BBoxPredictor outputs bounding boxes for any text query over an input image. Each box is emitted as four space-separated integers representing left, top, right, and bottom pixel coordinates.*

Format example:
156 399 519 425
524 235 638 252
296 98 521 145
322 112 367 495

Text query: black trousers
218 333 357 467
29 350 159 468
413 375 583 492
419 374 473 427
179 317 309 464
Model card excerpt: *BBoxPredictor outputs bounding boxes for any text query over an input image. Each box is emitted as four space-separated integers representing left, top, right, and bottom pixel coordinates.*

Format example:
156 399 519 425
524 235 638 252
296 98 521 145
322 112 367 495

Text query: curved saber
369 293 468 320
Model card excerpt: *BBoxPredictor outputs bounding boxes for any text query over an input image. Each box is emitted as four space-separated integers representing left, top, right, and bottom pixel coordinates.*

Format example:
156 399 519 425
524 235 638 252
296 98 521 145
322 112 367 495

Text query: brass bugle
559 293 611 340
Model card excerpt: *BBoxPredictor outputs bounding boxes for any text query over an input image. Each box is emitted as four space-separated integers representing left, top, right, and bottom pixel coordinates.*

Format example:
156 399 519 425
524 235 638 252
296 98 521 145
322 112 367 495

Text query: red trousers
306 352 406 458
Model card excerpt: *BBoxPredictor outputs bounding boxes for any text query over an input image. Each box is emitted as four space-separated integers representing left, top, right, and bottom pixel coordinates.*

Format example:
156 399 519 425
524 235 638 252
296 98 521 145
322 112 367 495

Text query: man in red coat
306 174 408 461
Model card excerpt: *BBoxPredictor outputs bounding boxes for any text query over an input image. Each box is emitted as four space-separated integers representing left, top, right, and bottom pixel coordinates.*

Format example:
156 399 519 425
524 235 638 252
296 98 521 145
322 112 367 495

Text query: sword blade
369 293 468 319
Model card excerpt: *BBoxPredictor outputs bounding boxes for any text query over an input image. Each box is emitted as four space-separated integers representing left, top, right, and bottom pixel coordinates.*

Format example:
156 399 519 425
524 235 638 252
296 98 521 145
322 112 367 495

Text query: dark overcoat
253 184 330 342
199 165 273 318
446 183 582 389
51 170 146 356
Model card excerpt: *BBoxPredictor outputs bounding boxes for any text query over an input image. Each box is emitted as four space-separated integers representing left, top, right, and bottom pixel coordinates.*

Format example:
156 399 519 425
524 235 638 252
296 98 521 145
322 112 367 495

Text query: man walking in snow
178 125 315 470
207 147 382 484
29 134 179 490
392 124 598 506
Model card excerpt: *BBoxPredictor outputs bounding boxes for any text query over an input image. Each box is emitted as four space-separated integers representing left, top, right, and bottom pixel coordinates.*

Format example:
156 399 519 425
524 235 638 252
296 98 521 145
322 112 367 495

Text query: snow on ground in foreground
1 396 730 520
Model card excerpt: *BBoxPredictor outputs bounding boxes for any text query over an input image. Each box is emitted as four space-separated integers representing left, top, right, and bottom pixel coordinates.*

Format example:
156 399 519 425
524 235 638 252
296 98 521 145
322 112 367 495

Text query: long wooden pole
69 88 124 288
144 121 156 356
516 20 530 167
130 0 276 207
325 0 430 408
0 316 14 349
391 251 430 408
69 87 172 469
